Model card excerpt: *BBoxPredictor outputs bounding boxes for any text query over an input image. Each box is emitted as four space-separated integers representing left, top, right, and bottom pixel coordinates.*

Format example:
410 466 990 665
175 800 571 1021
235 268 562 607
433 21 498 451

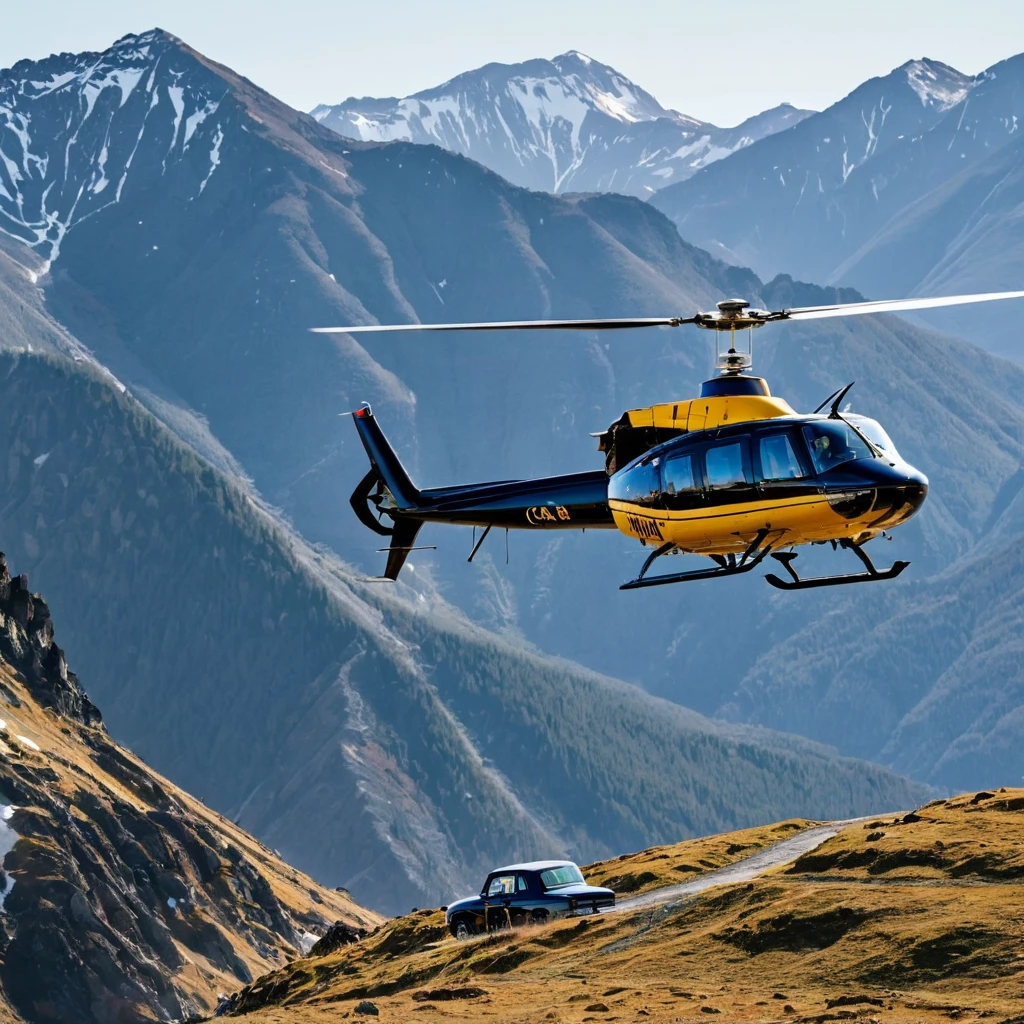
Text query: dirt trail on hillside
612 818 866 914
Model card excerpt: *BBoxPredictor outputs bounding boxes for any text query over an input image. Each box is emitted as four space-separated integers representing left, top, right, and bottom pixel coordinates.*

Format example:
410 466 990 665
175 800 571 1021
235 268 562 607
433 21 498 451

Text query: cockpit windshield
801 421 874 473
844 414 899 456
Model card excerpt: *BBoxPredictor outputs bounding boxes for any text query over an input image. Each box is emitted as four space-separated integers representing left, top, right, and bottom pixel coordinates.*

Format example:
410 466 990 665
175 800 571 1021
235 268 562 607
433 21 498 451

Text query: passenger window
663 454 698 495
517 875 529 893
705 442 747 489
487 874 516 897
758 433 806 481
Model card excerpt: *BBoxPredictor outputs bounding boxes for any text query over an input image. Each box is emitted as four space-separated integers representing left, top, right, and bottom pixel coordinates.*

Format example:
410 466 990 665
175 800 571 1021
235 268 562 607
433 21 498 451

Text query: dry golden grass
581 819 816 897
231 792 1024 1023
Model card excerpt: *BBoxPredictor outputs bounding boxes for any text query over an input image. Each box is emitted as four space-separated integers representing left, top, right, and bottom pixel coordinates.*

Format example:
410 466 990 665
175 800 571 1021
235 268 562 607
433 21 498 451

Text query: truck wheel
530 909 549 926
453 917 473 941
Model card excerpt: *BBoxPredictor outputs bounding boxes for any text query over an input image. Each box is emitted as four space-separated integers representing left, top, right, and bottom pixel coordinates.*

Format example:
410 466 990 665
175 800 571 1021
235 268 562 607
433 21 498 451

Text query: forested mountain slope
0 350 926 917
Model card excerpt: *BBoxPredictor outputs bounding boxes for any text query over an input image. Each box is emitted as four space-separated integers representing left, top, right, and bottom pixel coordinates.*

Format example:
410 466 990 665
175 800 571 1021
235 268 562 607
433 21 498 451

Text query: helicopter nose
873 469 928 524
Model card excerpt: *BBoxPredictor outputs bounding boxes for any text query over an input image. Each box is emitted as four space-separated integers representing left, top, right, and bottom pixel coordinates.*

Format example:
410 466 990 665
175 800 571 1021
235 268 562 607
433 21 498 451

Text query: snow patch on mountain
903 59 973 110
0 30 229 265
312 53 812 197
0 804 17 910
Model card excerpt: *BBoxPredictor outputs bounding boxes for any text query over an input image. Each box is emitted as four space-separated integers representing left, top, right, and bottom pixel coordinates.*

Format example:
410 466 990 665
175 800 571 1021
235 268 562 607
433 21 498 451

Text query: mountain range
309 47 1024 361
311 51 812 197
649 54 1024 358
0 26 1023 918
0 339 926 920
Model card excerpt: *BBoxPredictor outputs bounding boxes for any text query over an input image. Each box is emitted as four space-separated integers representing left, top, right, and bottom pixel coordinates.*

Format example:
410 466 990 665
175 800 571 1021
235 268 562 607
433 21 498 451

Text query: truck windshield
541 865 584 889
802 422 874 473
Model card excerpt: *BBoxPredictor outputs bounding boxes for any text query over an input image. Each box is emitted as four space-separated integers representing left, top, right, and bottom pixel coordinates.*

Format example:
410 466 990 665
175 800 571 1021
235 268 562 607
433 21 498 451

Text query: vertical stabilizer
350 405 421 510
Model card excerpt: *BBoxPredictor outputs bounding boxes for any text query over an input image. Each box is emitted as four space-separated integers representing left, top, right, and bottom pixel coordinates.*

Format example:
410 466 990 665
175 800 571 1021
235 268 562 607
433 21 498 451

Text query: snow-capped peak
0 29 230 267
311 52 808 196
902 59 972 111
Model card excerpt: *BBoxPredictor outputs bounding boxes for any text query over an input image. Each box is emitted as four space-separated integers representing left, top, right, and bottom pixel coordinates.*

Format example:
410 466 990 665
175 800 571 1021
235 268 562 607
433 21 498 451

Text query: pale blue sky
4 0 1024 126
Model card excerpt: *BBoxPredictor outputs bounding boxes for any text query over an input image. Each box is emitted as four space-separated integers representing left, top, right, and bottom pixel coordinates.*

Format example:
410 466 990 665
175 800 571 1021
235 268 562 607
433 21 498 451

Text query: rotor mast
696 299 763 376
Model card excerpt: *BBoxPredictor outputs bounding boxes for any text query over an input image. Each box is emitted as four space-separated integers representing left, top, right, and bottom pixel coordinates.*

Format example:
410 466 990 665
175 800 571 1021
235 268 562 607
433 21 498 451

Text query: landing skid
620 530 772 590
764 539 909 591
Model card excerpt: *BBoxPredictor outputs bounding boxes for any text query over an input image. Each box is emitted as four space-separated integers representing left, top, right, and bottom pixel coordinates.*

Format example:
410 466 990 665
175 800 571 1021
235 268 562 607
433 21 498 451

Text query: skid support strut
620 530 772 590
764 538 909 590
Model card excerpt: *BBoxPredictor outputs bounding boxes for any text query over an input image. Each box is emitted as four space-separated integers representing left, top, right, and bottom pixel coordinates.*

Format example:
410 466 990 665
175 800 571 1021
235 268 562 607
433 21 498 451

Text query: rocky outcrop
0 554 380 1024
0 553 100 727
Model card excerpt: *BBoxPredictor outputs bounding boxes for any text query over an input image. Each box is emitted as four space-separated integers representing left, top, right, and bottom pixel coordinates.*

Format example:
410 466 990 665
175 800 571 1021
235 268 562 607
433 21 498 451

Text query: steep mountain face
649 53 1024 356
0 31 232 268
650 58 975 278
0 552 378 1024
0 350 929 921
831 127 1024 361
311 51 812 196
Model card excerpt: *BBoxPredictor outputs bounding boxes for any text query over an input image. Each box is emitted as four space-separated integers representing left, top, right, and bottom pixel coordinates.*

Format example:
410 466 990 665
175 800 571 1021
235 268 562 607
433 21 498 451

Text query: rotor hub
694 298 772 334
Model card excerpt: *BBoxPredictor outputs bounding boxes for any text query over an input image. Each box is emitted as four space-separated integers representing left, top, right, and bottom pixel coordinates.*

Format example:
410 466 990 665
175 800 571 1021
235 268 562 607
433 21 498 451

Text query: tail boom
349 404 613 580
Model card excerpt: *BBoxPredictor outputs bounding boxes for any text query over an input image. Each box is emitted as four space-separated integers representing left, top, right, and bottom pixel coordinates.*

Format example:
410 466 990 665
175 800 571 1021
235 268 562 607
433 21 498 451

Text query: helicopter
312 289 1024 591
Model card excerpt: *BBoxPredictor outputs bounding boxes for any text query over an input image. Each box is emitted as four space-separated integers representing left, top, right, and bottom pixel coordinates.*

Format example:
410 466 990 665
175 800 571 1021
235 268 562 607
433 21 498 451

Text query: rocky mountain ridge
311 50 812 196
0 551 379 1024
0 30 231 267
0 554 99 728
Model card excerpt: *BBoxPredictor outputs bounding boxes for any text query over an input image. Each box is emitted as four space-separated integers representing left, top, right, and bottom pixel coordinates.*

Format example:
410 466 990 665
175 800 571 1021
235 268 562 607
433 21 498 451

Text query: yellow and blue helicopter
314 289 1024 591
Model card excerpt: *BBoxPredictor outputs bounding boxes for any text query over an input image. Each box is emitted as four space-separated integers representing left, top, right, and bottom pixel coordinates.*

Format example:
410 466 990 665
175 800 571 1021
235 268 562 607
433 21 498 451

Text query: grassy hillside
0 350 929 914
226 790 1024 1024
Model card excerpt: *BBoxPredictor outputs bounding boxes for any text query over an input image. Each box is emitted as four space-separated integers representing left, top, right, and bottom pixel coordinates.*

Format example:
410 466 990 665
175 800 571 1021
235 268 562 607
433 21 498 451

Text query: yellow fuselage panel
626 395 795 434
609 496 904 554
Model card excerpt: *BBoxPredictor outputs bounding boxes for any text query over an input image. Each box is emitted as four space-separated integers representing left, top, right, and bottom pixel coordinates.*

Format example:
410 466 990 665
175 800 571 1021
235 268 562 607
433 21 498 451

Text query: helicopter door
702 439 755 507
754 430 814 500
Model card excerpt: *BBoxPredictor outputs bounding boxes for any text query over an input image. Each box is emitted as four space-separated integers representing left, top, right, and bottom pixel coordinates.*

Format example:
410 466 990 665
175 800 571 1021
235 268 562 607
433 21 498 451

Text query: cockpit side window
704 441 749 490
802 422 873 473
757 432 807 482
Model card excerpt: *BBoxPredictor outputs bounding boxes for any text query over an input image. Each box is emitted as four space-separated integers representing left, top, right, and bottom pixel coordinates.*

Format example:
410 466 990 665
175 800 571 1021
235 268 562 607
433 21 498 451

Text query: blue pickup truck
445 860 615 939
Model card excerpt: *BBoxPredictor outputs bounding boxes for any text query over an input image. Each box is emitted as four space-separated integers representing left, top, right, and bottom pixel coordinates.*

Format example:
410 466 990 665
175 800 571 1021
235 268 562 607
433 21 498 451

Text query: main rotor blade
310 316 693 334
773 289 1024 321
